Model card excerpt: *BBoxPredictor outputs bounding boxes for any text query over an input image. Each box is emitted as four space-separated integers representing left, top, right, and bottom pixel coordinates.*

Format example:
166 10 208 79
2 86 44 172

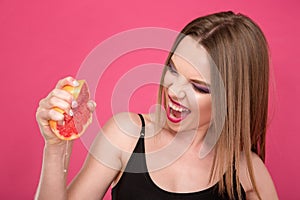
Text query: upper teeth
169 101 189 112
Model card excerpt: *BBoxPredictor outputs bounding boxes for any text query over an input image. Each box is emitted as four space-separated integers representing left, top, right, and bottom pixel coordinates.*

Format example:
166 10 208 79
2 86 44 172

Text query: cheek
163 71 175 88
196 95 212 122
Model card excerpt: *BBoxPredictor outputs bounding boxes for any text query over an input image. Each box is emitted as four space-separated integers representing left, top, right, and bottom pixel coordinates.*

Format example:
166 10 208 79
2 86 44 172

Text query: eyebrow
169 59 211 88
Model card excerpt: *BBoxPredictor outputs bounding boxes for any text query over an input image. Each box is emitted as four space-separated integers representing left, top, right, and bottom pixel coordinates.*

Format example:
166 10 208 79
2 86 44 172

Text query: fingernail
72 80 79 87
69 109 74 116
71 100 78 108
88 101 96 108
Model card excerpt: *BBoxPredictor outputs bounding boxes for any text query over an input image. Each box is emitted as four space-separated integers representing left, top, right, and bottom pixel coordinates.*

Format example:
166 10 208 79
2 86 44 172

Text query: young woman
35 11 278 200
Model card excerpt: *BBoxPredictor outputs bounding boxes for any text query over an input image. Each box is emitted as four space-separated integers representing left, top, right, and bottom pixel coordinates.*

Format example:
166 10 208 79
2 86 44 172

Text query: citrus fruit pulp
49 80 91 140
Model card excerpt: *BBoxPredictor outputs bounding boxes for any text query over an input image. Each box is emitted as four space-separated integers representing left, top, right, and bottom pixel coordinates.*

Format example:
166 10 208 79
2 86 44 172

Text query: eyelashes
166 62 210 94
166 62 178 75
192 83 210 94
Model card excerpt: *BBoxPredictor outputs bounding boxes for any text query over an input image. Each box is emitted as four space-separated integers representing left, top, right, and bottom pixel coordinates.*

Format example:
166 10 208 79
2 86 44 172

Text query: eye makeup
167 59 211 94
191 82 210 94
166 61 178 75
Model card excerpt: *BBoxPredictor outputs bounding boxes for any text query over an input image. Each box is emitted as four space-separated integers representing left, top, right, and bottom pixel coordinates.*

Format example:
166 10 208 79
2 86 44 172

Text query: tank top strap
121 113 147 173
138 113 145 138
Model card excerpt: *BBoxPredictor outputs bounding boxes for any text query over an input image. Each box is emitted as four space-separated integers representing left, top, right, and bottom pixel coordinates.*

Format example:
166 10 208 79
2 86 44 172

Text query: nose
168 77 187 101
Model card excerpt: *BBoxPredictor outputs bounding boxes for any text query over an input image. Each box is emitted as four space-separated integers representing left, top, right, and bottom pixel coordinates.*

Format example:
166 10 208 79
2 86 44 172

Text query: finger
40 93 72 111
47 88 74 104
36 107 47 124
39 98 48 108
39 96 69 111
36 108 65 124
49 97 72 112
55 76 79 89
87 100 97 113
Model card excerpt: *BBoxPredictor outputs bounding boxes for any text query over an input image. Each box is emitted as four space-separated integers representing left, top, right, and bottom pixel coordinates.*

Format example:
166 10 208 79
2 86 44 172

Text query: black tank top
111 114 246 200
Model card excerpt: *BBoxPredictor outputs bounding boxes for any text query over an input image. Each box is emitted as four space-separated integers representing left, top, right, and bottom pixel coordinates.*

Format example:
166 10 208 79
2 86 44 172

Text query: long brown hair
157 11 269 199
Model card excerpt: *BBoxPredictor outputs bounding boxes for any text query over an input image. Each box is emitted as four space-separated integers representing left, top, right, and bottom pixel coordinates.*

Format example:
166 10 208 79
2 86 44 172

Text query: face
163 36 212 133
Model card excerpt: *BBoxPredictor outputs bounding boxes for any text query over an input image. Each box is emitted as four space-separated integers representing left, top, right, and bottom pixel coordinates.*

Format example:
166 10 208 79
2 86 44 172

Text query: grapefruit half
49 80 91 140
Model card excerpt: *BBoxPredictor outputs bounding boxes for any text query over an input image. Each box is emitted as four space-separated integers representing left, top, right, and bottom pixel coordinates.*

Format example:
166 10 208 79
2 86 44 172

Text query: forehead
172 36 211 83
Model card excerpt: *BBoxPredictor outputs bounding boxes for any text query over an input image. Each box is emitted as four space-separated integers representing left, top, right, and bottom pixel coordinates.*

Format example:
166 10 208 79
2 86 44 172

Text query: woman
35 11 278 199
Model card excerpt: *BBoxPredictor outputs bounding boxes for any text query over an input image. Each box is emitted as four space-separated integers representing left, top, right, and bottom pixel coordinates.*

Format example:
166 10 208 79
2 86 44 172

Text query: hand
36 76 96 145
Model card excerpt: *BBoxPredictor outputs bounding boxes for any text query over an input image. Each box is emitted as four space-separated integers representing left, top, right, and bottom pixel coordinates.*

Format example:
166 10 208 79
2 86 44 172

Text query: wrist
44 141 73 156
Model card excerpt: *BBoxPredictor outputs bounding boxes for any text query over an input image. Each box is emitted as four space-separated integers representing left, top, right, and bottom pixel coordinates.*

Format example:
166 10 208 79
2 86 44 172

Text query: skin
162 36 212 145
35 38 278 199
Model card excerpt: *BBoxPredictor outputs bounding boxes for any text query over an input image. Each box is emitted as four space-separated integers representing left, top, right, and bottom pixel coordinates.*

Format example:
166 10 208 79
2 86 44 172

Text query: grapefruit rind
49 80 90 141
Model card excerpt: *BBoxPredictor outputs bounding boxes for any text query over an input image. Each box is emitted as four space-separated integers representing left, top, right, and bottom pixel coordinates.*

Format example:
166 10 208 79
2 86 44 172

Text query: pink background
1 0 299 199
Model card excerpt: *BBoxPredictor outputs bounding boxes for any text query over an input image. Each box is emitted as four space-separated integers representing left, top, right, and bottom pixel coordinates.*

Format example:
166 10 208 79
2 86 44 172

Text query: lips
166 94 191 123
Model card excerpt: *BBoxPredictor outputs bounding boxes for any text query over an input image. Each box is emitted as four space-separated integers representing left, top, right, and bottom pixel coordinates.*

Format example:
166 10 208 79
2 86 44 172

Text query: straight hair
157 11 269 200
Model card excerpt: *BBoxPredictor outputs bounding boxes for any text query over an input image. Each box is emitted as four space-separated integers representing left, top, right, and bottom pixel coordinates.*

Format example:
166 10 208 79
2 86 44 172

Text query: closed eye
167 59 210 94
192 82 210 94
166 62 178 75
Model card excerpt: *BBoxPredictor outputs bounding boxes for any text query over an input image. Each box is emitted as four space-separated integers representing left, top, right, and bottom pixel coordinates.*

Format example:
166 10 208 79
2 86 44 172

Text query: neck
155 122 212 154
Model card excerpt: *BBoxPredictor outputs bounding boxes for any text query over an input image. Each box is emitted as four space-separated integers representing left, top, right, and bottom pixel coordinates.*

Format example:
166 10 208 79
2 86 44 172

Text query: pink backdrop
1 0 299 199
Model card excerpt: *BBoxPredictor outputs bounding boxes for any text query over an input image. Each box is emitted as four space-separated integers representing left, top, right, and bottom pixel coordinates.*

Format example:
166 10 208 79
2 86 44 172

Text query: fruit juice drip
63 140 69 173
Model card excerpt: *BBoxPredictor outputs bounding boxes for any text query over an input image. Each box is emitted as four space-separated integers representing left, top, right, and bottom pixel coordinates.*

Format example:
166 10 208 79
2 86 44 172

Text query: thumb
87 100 97 113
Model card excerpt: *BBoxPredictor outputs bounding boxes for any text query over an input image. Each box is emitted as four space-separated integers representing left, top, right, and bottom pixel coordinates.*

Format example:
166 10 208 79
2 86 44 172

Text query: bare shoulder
67 112 144 199
239 152 279 200
91 112 144 153
89 112 145 167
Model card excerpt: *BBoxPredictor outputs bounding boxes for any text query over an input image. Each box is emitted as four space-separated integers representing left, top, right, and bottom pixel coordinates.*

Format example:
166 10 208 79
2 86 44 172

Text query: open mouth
166 95 191 123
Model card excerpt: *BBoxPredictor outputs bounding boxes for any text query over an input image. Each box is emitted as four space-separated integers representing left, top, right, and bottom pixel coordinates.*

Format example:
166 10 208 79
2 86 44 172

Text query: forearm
35 142 73 200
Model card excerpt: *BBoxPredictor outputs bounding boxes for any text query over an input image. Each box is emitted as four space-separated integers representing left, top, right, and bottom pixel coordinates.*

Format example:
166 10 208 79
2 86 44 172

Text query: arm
67 112 142 199
35 142 73 200
36 117 123 200
35 76 139 199
35 77 77 200
35 77 122 199
36 120 123 200
240 153 279 200
67 116 123 199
